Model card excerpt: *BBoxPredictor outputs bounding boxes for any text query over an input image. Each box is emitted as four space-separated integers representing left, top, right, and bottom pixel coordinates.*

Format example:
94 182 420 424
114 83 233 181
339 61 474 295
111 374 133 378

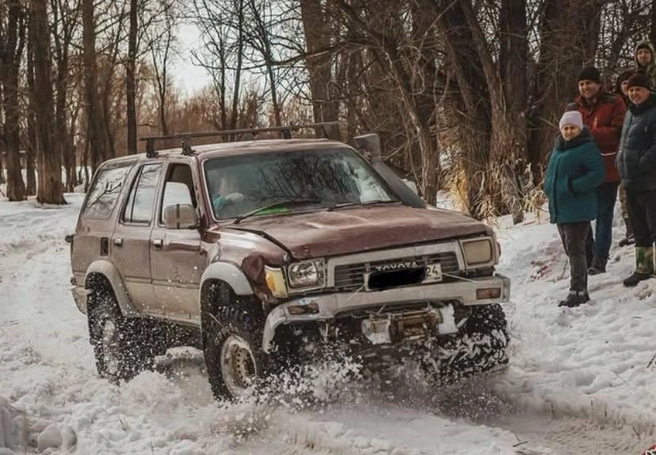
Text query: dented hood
229 204 490 260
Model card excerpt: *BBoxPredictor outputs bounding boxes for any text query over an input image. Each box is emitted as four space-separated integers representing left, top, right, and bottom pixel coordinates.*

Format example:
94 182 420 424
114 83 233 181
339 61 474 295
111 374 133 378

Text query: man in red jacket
567 66 627 274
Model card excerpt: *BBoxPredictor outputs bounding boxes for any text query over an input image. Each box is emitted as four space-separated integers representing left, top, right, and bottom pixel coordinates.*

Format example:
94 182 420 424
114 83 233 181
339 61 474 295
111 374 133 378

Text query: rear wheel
87 288 162 382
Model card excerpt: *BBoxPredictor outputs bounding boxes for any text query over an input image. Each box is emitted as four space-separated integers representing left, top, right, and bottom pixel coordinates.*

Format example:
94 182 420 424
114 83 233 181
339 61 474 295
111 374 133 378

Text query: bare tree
0 0 27 201
31 0 65 204
52 0 82 191
300 0 341 138
126 0 138 154
146 0 176 135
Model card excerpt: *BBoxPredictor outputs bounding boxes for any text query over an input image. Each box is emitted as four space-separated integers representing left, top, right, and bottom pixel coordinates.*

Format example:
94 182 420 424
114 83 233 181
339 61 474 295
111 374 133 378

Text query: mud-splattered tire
87 288 161 382
422 304 509 385
202 288 273 401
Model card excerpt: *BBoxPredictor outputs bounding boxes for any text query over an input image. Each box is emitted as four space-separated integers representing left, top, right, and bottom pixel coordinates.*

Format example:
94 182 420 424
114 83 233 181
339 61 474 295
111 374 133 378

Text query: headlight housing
461 237 495 268
287 259 325 289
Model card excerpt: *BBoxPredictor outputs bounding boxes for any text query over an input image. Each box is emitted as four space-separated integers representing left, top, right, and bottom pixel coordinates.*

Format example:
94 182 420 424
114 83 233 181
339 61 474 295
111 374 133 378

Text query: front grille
333 252 459 291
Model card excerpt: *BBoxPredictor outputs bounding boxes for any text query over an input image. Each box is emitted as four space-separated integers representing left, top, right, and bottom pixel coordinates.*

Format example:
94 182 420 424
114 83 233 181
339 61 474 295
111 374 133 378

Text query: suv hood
228 205 491 260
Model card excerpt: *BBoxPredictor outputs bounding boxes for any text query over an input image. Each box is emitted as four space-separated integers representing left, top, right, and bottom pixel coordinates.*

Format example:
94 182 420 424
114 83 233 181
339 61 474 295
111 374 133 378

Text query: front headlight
461 238 494 267
287 259 325 288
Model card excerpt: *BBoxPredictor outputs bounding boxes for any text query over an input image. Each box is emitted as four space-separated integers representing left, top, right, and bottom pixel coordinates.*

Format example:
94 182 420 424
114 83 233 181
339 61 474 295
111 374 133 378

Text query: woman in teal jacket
544 111 605 307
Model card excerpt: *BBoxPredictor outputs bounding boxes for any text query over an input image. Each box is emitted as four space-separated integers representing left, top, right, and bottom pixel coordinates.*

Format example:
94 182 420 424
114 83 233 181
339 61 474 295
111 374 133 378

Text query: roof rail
139 122 339 158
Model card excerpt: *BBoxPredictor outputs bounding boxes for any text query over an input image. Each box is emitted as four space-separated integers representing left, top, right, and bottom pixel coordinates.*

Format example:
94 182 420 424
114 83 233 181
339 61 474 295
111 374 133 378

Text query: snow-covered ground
0 191 655 454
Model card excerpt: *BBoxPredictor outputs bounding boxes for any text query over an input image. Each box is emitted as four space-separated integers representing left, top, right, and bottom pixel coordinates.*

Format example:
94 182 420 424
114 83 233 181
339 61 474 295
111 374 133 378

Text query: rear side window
83 161 135 219
122 163 163 225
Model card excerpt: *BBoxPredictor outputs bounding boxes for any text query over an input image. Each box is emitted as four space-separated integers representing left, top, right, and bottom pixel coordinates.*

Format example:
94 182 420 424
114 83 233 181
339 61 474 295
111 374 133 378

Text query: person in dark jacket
615 69 635 247
567 67 626 275
616 72 656 286
544 111 605 307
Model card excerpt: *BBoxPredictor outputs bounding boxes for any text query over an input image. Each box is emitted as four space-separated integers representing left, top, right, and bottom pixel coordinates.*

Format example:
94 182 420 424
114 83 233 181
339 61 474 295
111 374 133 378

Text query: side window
83 161 134 219
160 163 197 224
122 163 162 225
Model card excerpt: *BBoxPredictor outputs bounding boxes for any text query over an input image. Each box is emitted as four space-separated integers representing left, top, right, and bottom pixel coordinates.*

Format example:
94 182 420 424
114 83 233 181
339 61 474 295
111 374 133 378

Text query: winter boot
623 246 655 287
587 256 607 275
558 290 591 308
618 217 635 247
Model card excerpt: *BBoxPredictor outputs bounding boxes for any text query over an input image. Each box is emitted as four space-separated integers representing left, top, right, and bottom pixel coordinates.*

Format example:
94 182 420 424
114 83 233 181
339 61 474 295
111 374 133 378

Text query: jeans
586 181 619 260
558 222 590 292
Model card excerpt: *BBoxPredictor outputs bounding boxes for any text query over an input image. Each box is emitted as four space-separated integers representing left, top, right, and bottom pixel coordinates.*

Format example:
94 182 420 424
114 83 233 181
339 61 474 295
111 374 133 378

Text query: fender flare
199 261 254 298
85 260 139 317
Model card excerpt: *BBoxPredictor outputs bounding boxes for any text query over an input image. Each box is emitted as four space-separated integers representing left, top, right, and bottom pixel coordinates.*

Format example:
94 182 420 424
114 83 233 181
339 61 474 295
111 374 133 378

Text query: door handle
113 238 123 247
152 238 163 248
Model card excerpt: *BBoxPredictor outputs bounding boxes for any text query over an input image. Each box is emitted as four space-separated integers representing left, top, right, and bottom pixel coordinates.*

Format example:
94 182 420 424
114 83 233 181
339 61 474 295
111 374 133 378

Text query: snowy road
1 195 654 454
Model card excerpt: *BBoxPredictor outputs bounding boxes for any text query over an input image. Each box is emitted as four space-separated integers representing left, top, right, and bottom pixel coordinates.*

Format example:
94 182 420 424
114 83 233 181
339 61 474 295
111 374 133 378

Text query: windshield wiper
233 198 322 224
327 200 400 211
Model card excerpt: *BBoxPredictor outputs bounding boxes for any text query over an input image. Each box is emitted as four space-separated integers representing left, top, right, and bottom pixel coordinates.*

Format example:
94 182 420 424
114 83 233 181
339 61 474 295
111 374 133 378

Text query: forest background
0 0 653 222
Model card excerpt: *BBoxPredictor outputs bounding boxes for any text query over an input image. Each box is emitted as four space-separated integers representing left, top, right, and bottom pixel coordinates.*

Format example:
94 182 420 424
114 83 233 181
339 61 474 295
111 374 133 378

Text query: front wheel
422 304 509 385
202 297 273 401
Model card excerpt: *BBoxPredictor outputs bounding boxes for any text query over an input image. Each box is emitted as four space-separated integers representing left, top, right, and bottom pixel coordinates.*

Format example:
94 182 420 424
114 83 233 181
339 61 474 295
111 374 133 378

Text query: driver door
150 162 204 322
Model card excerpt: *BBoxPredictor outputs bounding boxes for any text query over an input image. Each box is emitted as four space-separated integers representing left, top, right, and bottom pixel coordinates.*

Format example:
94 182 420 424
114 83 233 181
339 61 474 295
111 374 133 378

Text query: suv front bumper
262 273 510 353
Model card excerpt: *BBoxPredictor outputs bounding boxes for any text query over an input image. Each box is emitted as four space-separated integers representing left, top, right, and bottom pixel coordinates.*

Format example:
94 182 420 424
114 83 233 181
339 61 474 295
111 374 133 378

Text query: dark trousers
558 222 590 292
586 181 619 261
626 188 656 247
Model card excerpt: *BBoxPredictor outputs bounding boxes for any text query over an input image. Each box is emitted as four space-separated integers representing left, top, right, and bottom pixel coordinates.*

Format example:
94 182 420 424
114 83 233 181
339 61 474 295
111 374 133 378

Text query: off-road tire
202 288 273 401
422 303 509 385
87 288 162 382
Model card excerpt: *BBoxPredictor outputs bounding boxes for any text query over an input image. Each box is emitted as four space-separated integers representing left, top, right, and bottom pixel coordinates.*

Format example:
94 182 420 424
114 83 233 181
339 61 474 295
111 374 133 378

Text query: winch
361 304 458 345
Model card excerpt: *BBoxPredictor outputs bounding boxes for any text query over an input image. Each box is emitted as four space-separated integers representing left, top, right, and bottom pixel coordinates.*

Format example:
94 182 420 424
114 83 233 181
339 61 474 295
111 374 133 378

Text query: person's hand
224 192 245 204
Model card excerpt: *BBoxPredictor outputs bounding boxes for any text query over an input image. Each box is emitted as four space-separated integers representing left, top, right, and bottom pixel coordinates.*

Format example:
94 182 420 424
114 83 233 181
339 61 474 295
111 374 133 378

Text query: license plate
424 263 443 283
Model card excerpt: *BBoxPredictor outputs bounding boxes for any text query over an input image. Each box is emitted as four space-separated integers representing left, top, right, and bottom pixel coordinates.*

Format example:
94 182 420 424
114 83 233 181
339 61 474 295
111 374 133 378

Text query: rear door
111 162 163 313
150 161 204 321
72 160 136 286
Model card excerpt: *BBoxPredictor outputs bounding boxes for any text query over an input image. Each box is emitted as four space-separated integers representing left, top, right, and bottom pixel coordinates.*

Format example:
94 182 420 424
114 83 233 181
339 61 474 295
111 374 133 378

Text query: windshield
203 148 397 220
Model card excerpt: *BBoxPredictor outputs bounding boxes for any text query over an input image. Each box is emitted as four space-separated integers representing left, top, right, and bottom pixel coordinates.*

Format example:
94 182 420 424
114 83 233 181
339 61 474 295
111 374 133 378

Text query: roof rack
139 122 339 158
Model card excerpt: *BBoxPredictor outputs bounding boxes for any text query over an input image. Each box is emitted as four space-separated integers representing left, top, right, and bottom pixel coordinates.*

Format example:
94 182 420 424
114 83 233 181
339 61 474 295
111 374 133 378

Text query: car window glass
160 164 196 224
83 161 134 218
122 163 162 224
203 148 396 219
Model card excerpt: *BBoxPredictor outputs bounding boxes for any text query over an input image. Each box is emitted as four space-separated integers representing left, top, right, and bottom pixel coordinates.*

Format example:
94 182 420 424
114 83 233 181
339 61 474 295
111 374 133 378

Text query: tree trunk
126 0 138 154
528 0 603 171
82 0 105 170
432 0 491 218
31 0 64 204
231 0 244 129
1 0 27 201
497 0 529 223
300 0 341 139
25 29 37 195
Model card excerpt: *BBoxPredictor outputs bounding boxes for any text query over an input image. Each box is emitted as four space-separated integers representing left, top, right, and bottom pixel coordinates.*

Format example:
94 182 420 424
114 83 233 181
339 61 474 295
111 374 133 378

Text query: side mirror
402 179 418 195
163 204 198 229
354 133 382 163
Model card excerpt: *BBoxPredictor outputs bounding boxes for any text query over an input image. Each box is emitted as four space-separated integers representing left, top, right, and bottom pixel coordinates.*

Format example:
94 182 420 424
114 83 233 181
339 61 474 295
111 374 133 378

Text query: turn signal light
476 287 501 300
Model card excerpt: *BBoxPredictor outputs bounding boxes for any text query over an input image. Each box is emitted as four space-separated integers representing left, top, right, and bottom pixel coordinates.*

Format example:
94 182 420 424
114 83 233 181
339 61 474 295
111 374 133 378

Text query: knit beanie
627 72 651 90
559 111 583 130
637 42 653 52
577 66 601 84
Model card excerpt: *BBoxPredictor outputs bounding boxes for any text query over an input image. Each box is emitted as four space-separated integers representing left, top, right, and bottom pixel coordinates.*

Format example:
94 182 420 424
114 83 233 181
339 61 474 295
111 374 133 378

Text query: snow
0 191 655 454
